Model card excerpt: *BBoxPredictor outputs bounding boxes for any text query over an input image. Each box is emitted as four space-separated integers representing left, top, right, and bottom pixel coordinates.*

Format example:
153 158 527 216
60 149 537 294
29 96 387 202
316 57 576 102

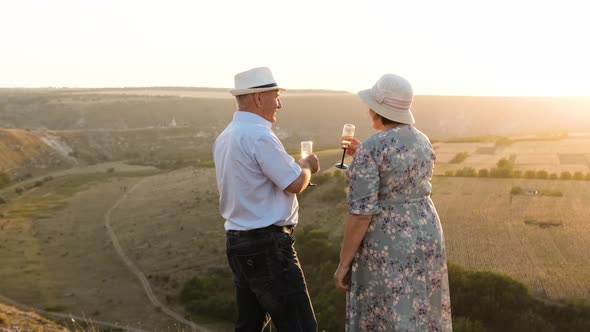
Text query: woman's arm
334 213 372 291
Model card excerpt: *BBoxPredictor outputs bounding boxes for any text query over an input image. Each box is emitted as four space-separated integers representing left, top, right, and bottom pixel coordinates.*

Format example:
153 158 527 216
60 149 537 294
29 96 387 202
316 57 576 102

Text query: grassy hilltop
1 88 590 330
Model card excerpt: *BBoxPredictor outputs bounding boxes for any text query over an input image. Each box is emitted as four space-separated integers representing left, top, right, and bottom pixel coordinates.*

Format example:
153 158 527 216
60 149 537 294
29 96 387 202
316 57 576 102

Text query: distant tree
550 173 558 180
525 170 536 179
456 167 476 177
573 171 584 180
445 170 455 177
486 158 514 178
512 170 523 178
478 169 489 177
495 137 514 147
536 170 549 179
586 173 590 181
450 152 470 164
560 171 572 180
489 168 500 178
497 158 514 171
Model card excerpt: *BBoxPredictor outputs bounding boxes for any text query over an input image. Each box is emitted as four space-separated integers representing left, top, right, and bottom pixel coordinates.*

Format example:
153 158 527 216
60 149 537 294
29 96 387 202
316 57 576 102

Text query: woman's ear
372 112 380 122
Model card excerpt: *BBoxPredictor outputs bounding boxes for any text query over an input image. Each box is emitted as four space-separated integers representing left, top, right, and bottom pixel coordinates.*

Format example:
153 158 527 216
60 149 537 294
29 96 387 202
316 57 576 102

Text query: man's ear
253 93 263 108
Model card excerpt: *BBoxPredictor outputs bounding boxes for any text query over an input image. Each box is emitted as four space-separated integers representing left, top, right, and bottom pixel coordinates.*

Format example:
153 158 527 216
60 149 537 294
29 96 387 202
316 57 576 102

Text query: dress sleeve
346 144 382 215
254 132 302 190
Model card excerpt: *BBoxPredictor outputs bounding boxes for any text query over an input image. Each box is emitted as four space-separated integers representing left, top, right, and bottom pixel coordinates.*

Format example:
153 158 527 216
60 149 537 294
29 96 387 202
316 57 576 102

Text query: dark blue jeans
226 229 317 332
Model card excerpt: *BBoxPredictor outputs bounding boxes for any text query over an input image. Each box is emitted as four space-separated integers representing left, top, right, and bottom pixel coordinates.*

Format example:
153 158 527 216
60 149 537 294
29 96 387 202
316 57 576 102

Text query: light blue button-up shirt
213 111 302 231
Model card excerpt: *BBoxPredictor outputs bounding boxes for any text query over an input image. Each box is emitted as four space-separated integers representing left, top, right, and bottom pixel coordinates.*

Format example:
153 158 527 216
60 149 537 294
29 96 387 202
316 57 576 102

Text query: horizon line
1 86 590 98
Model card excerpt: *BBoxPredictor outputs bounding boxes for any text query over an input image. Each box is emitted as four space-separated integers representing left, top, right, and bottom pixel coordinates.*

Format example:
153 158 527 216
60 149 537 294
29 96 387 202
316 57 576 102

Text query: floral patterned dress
345 125 452 332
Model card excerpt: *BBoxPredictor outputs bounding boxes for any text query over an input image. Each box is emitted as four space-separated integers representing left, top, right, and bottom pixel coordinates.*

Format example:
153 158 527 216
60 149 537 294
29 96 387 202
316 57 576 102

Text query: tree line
444 157 590 181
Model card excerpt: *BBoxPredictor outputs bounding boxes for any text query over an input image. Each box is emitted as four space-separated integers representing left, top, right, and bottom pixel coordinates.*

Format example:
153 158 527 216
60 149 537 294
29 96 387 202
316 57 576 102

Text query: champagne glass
300 141 316 186
334 124 355 169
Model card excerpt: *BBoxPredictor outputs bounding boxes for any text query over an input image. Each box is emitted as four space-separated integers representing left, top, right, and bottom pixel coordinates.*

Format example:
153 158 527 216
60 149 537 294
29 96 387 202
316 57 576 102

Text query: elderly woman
334 74 452 331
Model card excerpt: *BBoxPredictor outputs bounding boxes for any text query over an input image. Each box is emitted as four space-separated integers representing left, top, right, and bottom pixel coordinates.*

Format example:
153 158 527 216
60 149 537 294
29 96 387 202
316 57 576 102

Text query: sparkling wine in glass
300 141 316 186
335 124 355 169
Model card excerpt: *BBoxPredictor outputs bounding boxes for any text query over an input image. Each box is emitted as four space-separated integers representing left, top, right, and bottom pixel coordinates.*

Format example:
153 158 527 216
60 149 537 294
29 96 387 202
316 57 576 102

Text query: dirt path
104 177 211 332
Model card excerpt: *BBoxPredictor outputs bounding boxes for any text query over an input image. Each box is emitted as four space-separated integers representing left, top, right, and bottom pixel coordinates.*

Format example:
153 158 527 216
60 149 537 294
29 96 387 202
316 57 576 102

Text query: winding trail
104 177 211 332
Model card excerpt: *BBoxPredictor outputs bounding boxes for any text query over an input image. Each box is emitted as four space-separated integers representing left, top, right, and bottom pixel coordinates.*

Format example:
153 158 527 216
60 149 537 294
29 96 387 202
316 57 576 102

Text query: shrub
180 268 237 321
478 169 489 177
542 189 563 197
106 167 115 173
445 170 455 177
448 264 531 332
511 186 524 195
0 197 6 205
586 173 590 181
15 187 24 195
573 172 584 180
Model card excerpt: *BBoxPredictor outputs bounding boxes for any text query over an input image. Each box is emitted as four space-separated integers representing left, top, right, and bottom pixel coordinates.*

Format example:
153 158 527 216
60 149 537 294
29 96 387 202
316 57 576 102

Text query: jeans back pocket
236 250 272 280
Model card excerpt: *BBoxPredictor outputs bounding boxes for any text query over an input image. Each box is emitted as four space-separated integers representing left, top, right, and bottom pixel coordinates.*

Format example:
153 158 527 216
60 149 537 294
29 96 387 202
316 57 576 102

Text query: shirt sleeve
346 144 382 215
254 132 302 190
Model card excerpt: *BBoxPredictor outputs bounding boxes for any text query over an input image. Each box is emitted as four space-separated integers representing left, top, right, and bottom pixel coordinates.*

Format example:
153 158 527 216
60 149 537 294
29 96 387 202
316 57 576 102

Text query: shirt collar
233 111 272 128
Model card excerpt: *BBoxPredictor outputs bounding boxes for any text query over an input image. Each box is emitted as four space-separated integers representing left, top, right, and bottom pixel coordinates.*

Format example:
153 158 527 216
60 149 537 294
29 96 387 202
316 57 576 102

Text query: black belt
226 224 294 236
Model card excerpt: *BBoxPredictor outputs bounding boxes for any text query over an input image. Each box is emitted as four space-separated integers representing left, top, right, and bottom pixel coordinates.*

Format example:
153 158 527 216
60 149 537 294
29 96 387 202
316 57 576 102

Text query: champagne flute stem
340 148 347 166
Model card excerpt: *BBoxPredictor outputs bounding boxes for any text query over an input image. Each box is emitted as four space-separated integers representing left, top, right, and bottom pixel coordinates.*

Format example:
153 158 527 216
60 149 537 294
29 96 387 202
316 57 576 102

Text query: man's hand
300 154 320 174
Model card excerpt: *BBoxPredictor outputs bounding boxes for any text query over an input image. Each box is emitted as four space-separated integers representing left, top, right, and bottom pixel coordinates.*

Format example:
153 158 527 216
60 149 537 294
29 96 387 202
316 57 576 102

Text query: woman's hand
334 262 351 291
341 138 361 157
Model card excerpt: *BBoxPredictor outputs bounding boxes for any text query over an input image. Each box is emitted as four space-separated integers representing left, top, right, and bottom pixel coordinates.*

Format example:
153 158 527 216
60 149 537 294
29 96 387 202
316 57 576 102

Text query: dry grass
432 177 590 300
0 303 67 331
0 129 49 171
434 137 590 173
0 167 184 330
2 148 590 331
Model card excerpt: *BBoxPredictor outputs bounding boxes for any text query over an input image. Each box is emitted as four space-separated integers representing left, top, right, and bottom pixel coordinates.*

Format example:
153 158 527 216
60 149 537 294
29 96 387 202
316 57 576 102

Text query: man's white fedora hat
230 67 285 96
357 74 415 125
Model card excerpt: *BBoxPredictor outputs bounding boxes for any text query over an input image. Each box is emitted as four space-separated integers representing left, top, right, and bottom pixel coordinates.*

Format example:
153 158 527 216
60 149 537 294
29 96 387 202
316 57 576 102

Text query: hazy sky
2 0 589 96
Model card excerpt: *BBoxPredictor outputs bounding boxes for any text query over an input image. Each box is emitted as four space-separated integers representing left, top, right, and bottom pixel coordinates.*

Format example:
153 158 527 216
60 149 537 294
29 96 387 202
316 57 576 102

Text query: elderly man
213 67 319 331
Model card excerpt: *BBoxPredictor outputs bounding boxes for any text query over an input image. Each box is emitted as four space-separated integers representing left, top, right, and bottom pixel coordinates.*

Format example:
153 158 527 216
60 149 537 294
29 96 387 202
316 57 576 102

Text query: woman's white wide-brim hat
229 67 286 96
357 74 415 125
